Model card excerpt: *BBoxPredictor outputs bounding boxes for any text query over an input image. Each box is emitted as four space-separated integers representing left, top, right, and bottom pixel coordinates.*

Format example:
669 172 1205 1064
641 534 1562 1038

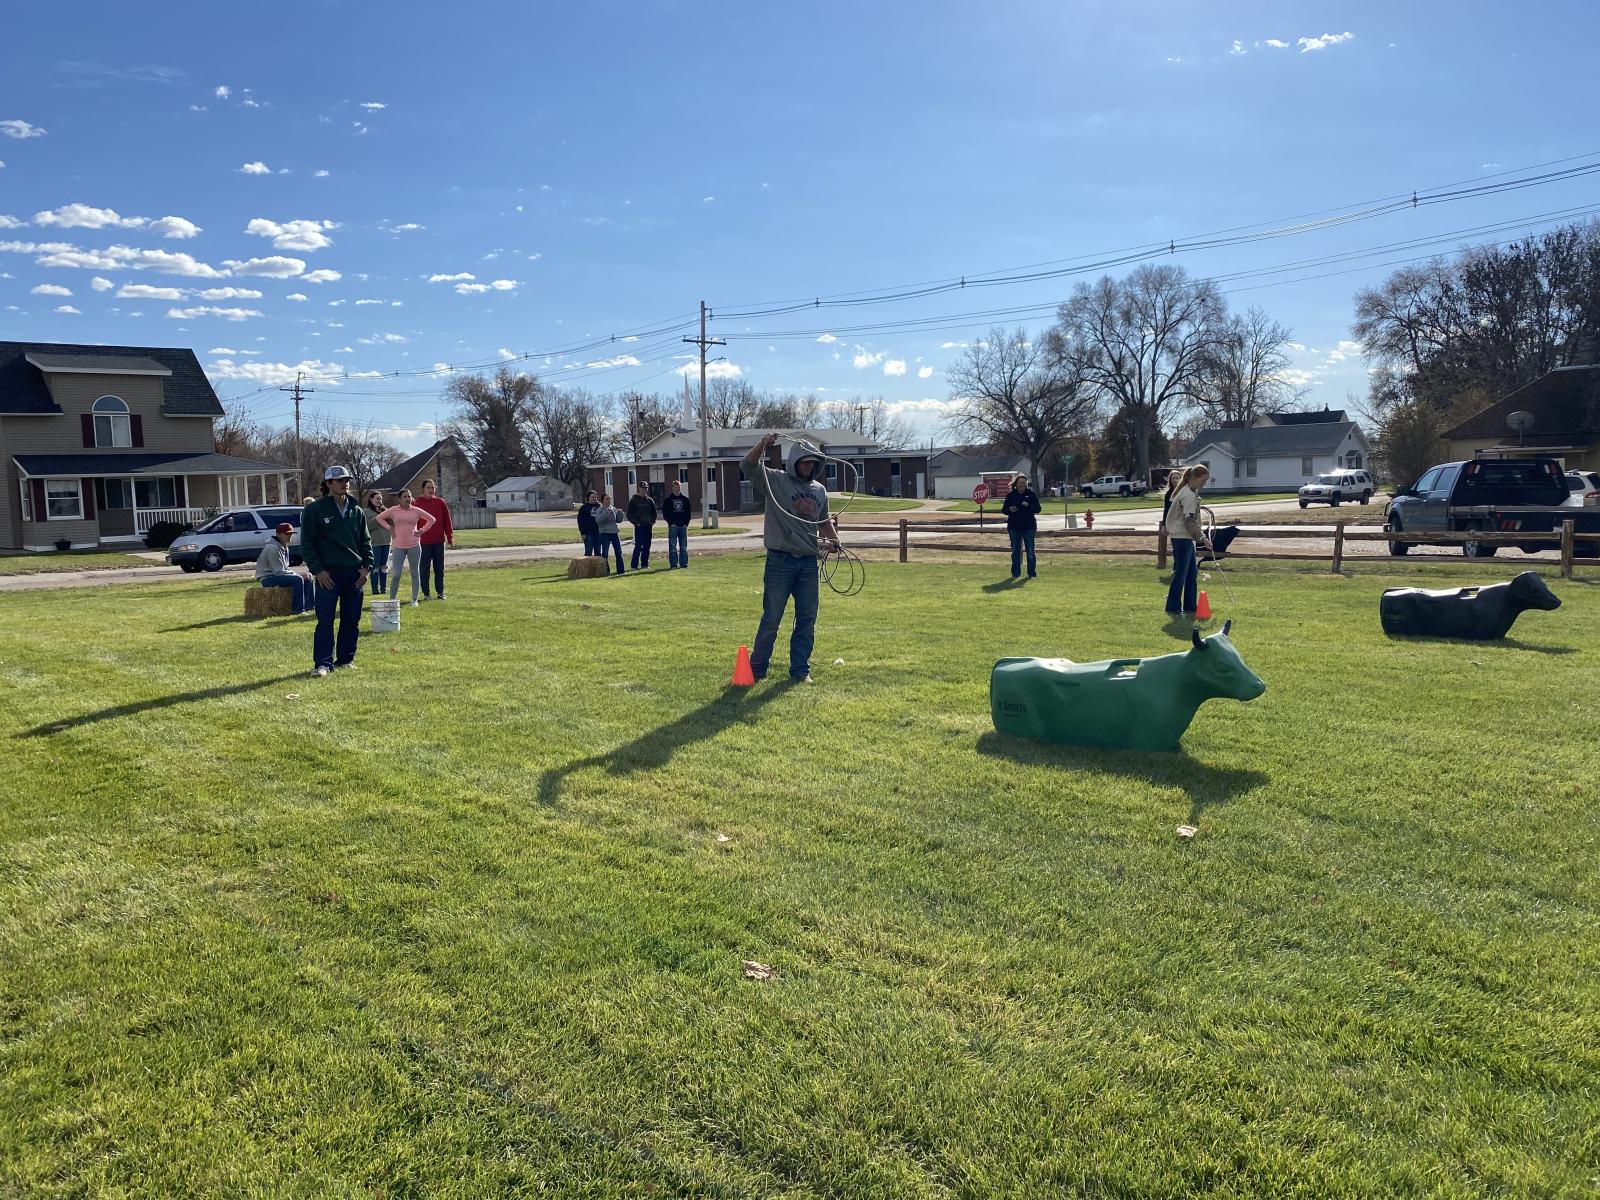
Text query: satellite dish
1507 410 1535 447
467 484 481 496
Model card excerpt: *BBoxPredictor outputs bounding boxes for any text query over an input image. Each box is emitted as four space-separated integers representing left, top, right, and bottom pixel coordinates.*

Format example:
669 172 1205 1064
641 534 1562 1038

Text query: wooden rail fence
894 518 1598 579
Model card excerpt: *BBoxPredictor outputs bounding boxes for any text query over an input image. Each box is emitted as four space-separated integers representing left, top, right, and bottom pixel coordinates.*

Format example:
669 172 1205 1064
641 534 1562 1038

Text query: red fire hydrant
1084 509 1095 529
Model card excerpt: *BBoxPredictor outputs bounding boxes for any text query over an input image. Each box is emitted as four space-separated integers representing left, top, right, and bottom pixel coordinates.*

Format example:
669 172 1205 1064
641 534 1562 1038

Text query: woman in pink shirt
376 489 437 605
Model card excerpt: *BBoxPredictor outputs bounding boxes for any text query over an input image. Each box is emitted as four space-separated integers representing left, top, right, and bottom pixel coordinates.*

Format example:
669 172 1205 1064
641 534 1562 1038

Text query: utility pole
278 371 314 497
855 402 868 435
682 300 725 527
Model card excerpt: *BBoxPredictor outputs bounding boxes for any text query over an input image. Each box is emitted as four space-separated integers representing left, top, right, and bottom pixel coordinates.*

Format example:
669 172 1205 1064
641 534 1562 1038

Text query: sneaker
793 674 814 685
420 594 430 602
410 600 419 607
313 665 331 678
437 594 446 601
335 662 357 671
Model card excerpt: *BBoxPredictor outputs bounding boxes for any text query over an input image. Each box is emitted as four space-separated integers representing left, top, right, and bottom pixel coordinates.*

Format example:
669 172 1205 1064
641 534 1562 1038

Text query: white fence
136 507 210 535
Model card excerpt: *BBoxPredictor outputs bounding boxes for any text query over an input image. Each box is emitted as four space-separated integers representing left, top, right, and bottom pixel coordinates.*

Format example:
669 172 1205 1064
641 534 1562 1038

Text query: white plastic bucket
369 599 401 633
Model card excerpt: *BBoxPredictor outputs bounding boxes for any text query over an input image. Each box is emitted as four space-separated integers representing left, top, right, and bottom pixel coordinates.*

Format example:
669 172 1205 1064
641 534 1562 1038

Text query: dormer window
93 396 132 448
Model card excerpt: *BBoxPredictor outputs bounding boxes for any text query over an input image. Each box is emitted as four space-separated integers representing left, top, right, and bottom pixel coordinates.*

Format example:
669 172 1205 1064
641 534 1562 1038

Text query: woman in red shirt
412 479 455 600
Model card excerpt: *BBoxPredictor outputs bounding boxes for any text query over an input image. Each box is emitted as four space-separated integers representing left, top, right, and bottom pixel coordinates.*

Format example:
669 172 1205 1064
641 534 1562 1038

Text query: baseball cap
324 464 353 481
275 521 294 535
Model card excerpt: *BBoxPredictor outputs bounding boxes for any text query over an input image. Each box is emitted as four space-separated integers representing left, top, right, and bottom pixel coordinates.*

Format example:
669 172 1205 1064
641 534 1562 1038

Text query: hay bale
567 556 609 579
245 585 294 617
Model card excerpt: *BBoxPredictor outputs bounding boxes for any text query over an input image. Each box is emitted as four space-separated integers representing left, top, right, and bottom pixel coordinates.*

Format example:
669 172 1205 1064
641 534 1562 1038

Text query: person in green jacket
301 465 373 677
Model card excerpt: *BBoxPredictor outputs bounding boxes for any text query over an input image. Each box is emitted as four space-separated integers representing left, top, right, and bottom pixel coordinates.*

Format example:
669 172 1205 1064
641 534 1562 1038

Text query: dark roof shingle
13 451 289 476
0 341 221 416
1183 420 1365 459
1443 365 1600 442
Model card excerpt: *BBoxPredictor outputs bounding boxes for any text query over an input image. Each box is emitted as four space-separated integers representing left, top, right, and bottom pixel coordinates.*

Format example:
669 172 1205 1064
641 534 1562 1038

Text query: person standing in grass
662 478 692 569
595 492 625 574
1001 472 1041 579
1164 464 1211 619
301 464 372 677
363 489 391 595
413 479 454 601
626 481 658 571
577 490 600 556
742 433 838 683
377 488 436 606
254 521 312 615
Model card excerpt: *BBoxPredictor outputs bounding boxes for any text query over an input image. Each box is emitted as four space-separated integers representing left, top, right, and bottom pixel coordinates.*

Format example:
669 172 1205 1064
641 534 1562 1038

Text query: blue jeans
667 524 688 568
752 551 819 680
581 531 597 556
1009 528 1036 577
370 544 390 594
313 568 365 669
260 572 309 614
1166 538 1198 614
631 524 653 569
419 542 446 597
600 532 624 573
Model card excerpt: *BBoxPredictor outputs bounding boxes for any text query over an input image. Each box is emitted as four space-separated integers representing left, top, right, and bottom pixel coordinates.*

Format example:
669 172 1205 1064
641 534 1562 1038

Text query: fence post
1332 521 1346 574
1561 519 1574 579
898 518 908 564
1157 524 1168 570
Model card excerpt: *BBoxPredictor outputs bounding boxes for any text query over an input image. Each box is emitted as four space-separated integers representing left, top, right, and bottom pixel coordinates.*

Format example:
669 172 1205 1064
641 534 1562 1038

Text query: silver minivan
1298 469 1374 508
168 506 303 572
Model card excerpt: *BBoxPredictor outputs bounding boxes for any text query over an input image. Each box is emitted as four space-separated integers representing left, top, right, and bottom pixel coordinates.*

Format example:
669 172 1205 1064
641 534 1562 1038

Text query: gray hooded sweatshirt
758 442 830 557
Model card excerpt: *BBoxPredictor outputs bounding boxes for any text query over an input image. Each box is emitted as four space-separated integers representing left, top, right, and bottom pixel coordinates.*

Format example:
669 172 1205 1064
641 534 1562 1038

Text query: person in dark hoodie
301 464 373 677
1000 472 1042 579
662 478 693 569
576 490 600 556
742 433 838 684
625 481 658 571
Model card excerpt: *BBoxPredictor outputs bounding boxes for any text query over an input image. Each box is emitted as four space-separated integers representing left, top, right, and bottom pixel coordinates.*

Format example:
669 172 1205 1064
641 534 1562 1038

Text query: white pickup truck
1078 475 1149 498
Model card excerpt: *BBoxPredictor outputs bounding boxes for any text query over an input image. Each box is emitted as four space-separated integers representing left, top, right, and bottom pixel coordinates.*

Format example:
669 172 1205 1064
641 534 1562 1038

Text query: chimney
1571 331 1599 366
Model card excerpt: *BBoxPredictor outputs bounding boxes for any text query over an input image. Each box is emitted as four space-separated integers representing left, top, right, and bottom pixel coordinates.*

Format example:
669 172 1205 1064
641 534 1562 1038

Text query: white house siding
1184 430 1370 493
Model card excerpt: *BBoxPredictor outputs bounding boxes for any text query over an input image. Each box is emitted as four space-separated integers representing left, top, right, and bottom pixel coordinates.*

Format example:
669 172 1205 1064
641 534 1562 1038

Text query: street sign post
973 482 990 528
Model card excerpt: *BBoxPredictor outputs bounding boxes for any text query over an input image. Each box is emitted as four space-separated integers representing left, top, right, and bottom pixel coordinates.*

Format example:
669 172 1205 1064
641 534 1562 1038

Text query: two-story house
1 340 295 552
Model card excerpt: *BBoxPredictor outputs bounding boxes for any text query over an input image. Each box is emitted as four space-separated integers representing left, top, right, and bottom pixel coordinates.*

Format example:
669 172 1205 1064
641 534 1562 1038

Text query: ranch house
0 340 294 553
1179 409 1372 492
1441 360 1600 471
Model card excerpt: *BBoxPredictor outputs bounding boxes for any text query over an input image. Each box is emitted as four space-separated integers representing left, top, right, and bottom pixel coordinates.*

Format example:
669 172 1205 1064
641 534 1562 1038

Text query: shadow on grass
1381 634 1576 655
538 680 798 806
975 731 1268 825
159 613 258 632
981 577 1027 594
19 674 306 737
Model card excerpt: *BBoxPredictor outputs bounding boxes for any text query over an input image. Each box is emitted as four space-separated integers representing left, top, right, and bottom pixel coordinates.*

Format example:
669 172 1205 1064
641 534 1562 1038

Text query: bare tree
301 414 406 493
1196 306 1296 425
528 386 618 491
438 367 536 486
213 402 264 457
942 327 1098 489
819 397 914 449
752 392 823 428
1056 265 1225 481
617 391 675 459
701 377 762 427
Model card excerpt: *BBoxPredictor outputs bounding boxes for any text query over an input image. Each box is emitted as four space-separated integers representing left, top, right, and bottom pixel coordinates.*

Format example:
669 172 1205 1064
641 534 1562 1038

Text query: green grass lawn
940 491 1301 515
828 495 924 513
3 557 1597 1196
0 549 160 575
454 524 748 548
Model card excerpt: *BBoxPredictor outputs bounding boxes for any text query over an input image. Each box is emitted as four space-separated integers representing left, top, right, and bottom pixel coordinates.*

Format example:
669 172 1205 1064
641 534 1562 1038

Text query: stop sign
972 483 991 505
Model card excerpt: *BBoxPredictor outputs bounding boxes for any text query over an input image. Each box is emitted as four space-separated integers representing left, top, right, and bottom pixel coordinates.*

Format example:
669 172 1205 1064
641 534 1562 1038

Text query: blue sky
3 0 1598 450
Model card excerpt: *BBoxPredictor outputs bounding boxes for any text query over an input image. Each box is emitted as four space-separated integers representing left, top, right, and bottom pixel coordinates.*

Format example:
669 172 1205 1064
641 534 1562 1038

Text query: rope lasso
760 434 867 596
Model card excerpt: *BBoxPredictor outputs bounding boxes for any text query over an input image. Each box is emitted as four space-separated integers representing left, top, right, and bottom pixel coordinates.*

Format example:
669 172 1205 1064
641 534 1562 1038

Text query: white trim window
46 478 84 520
1300 456 1314 476
1246 458 1258 478
19 479 33 522
677 468 689 483
93 395 132 448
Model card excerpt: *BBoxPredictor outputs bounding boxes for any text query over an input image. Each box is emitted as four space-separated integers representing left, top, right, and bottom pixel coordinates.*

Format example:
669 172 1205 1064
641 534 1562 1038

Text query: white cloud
360 101 386 110
54 304 81 314
302 268 340 284
238 161 271 175
585 355 640 368
0 215 21 229
90 276 113 291
674 360 742 379
166 305 262 321
223 255 305 278
117 283 184 300
149 216 201 239
327 299 344 306
391 223 423 232
498 348 517 360
1298 32 1354 52
215 85 231 98
816 333 838 344
358 332 408 345
489 278 518 290
33 204 145 230
882 398 964 418
313 169 329 178
1262 38 1290 49
455 282 488 294
0 120 46 139
206 357 344 385
852 346 885 369
347 370 384 380
702 195 715 203
917 366 935 379
245 217 337 251
31 283 72 296
354 298 386 305
429 272 474 283
35 244 226 277
883 359 907 376
1229 39 1247 55
285 292 308 301
195 286 263 300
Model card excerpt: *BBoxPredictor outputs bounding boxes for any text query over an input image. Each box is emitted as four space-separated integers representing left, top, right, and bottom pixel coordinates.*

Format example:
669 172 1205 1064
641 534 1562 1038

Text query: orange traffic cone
1195 591 1212 620
731 644 756 687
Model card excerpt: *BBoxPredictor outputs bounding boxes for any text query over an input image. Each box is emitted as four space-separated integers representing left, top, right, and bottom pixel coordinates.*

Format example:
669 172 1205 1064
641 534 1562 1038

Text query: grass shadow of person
159 613 260 633
974 730 1268 826
538 680 799 806
981 577 1027 594
19 674 308 738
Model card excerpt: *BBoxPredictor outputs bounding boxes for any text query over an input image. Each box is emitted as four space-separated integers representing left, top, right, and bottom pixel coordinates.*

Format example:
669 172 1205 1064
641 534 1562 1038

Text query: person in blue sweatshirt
1001 472 1042 578
661 479 693 568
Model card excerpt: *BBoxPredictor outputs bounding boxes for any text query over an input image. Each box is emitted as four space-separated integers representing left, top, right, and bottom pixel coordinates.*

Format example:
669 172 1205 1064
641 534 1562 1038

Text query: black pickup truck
1385 456 1600 557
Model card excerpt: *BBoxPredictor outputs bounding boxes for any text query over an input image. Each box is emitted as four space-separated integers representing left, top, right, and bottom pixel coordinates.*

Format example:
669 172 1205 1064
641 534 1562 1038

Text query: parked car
167 506 304 572
1562 469 1600 507
1385 456 1600 557
1079 475 1148 497
1297 469 1374 508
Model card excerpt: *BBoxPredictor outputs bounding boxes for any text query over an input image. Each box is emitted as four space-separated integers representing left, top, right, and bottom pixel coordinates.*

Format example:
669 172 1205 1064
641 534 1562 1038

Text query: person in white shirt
1164 465 1211 617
